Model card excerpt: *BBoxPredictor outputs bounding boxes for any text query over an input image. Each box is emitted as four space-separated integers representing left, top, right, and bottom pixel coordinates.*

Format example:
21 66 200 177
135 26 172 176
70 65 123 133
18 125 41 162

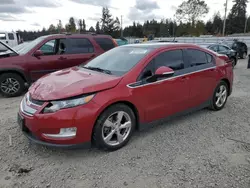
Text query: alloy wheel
0 78 20 95
215 85 227 108
102 111 132 146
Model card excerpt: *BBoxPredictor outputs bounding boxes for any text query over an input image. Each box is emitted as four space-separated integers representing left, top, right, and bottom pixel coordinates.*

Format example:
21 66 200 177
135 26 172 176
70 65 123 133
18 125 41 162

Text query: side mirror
34 50 43 57
155 66 174 77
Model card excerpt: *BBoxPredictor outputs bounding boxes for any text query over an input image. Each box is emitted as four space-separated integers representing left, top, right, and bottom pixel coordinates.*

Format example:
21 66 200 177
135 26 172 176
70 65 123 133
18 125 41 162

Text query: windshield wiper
83 66 112 75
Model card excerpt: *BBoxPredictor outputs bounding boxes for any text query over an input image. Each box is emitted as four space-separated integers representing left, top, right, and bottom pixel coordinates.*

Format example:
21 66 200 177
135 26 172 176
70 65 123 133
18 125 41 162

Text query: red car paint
18 43 233 147
0 34 117 84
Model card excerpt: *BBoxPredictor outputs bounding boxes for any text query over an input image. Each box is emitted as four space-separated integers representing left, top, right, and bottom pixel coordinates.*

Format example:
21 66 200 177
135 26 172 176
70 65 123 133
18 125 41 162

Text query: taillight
112 39 118 46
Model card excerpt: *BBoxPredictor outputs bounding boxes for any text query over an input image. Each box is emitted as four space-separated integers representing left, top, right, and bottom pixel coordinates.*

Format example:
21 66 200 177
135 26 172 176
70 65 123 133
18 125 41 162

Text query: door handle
6 41 8 44
90 54 96 58
58 56 67 60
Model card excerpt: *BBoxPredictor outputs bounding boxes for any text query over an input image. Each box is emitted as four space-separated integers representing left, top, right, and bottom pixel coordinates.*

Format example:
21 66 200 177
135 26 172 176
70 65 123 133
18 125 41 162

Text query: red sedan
18 43 233 151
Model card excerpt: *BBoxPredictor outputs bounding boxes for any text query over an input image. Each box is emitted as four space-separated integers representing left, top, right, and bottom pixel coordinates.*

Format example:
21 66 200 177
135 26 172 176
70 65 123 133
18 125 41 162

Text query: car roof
41 34 113 40
124 42 202 49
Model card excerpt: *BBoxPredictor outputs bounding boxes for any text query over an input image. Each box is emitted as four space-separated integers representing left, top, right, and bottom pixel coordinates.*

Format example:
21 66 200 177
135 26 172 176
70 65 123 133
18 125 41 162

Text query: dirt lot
0 59 250 188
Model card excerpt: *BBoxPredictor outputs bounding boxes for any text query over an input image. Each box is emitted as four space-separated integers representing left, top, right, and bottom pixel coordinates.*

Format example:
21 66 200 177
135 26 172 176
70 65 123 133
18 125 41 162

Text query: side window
39 40 56 55
0 33 6 40
206 53 213 63
186 49 207 66
8 33 14 40
137 60 155 81
209 45 218 52
67 38 94 54
94 38 115 51
155 50 184 71
218 45 228 52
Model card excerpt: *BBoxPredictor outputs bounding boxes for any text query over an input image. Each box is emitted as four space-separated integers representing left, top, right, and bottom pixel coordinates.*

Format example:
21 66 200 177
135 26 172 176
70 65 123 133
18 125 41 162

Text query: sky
0 0 247 31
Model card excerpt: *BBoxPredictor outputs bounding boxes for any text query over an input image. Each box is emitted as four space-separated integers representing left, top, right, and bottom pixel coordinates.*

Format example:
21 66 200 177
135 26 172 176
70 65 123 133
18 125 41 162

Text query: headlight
43 94 95 113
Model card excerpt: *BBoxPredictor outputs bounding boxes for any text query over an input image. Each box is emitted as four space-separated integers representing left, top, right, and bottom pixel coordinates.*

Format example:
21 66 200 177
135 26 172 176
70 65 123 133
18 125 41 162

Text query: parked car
115 37 128 46
145 39 178 43
18 43 233 151
0 34 117 97
199 43 238 67
0 31 22 52
223 39 248 59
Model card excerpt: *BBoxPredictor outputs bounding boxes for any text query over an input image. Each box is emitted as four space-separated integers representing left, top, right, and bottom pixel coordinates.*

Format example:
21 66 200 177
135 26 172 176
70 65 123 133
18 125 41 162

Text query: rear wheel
209 81 228 111
93 104 136 151
0 73 25 97
242 52 247 59
230 58 236 68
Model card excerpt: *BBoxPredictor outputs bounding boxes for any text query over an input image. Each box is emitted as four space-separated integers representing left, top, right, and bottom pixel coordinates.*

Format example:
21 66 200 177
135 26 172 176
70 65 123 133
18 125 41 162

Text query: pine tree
227 0 248 34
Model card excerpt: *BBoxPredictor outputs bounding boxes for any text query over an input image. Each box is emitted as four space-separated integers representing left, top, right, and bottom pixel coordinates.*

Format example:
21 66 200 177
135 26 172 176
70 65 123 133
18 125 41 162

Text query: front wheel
209 81 229 111
93 104 136 151
0 73 25 97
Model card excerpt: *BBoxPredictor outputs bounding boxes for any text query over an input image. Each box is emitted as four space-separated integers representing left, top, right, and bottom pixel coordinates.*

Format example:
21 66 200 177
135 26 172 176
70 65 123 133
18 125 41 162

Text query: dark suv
0 34 117 97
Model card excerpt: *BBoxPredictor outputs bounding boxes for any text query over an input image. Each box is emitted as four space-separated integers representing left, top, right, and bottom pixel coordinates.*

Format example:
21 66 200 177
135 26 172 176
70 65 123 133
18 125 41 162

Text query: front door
129 49 191 123
27 38 68 81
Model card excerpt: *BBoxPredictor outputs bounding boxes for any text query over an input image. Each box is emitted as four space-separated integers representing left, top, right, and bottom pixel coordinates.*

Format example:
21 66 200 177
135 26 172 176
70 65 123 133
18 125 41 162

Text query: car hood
29 67 122 101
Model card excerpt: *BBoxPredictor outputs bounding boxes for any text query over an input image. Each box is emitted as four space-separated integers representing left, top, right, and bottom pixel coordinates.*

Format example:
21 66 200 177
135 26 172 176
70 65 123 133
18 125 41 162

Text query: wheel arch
221 78 231 95
0 69 29 83
91 100 140 140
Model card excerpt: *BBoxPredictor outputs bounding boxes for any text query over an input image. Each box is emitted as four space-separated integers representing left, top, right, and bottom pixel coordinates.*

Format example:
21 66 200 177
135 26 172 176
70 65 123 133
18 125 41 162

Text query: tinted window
155 50 184 71
0 33 6 40
206 53 213 63
218 45 228 51
82 47 152 76
67 38 94 54
186 49 207 66
39 40 56 55
209 45 218 52
94 38 115 51
8 33 14 40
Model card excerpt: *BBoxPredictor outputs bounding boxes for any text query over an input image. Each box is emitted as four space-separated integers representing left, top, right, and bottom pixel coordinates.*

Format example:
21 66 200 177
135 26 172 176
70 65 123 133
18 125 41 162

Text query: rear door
64 38 96 66
184 49 217 107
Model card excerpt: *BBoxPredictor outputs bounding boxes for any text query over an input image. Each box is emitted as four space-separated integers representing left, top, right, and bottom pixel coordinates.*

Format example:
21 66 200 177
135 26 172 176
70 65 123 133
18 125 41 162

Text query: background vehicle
0 31 21 52
0 33 117 97
18 43 233 151
222 39 248 59
115 37 128 46
199 43 238 67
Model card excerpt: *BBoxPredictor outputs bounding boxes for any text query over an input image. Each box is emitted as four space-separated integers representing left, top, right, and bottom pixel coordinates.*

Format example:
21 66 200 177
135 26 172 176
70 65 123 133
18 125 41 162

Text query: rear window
94 37 115 51
8 33 14 40
67 38 94 54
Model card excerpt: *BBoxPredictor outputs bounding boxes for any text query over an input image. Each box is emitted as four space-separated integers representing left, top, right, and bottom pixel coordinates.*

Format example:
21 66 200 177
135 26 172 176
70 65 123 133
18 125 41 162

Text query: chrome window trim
127 66 216 89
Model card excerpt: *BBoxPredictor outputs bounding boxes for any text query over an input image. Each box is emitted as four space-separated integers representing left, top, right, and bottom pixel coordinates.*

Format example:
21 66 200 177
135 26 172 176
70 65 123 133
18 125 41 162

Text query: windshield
82 46 152 76
17 36 46 55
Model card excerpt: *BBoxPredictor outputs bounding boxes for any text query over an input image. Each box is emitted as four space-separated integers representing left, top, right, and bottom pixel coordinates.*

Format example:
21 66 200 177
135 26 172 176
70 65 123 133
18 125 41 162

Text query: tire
242 52 247 59
209 81 229 111
230 58 237 68
0 73 25 97
93 104 136 151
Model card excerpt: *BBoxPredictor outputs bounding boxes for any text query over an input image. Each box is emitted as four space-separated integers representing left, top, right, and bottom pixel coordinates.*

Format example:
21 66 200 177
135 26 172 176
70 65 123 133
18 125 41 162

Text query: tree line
17 0 249 41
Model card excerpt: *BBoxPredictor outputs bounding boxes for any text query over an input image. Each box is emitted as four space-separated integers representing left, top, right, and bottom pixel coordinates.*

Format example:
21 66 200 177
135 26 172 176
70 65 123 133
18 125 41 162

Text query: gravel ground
0 59 250 188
